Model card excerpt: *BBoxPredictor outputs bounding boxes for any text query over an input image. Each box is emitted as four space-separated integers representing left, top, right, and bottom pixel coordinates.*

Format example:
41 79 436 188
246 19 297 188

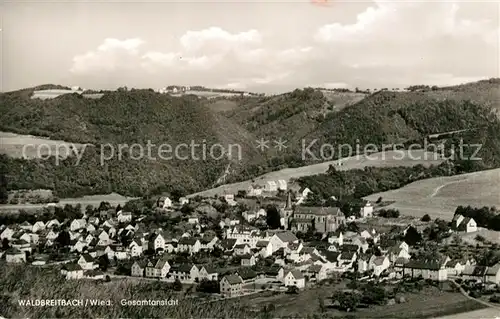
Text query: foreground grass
0 264 252 318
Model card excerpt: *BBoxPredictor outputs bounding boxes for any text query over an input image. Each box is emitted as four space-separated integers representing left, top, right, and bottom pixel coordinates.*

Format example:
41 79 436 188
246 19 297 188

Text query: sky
2 0 499 93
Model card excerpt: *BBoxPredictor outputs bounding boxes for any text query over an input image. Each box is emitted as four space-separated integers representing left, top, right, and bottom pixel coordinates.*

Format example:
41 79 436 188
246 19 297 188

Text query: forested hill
0 78 499 200
0 89 265 198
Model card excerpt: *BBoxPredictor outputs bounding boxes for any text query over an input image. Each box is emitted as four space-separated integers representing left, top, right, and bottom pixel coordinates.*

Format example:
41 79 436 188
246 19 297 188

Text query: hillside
1 79 499 200
188 150 443 198
0 88 264 198
364 168 500 219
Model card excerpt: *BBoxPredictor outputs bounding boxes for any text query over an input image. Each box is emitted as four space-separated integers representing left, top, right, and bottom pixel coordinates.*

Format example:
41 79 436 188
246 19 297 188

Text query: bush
421 214 431 222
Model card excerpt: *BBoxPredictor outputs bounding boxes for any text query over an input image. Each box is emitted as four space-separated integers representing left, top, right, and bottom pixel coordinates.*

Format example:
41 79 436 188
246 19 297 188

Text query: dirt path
450 279 500 311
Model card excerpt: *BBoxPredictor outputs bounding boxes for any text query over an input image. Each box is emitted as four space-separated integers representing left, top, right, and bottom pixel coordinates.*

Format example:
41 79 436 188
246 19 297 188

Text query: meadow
0 131 87 159
364 168 500 219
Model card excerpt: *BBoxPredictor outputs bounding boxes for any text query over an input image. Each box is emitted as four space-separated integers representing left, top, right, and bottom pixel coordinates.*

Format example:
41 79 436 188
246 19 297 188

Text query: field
435 307 500 319
320 90 368 112
364 168 500 219
0 264 250 318
188 150 444 198
444 227 500 245
0 193 134 212
235 283 486 318
0 131 88 159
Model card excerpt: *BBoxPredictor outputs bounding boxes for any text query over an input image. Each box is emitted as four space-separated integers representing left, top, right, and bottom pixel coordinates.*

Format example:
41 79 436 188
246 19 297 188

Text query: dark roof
340 252 356 260
223 274 243 285
294 206 343 216
179 237 199 245
133 260 148 268
171 263 195 273
63 263 82 271
287 270 304 279
220 238 237 250
275 231 298 243
80 253 94 263
341 244 359 252
256 240 270 247
405 259 442 270
322 251 340 263
240 254 254 260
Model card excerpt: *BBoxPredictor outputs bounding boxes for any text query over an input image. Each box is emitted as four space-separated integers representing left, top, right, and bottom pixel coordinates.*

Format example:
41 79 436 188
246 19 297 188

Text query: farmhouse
451 214 477 233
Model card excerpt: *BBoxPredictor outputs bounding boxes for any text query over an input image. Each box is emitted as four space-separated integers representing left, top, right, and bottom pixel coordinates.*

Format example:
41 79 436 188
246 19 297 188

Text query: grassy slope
188 150 443 198
0 264 251 318
364 168 500 219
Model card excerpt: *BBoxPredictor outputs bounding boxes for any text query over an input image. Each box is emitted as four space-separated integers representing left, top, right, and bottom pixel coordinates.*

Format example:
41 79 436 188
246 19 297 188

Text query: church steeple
285 191 292 210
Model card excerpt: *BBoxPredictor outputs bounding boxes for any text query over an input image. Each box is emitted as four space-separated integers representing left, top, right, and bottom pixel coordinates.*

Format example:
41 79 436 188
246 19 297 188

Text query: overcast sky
2 0 499 93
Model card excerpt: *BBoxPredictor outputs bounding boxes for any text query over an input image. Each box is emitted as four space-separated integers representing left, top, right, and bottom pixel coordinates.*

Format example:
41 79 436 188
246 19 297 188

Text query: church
280 192 346 234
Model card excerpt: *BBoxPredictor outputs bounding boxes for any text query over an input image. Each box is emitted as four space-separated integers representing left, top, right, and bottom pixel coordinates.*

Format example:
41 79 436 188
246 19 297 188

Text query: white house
77 253 96 270
283 270 305 289
452 215 477 233
117 211 132 223
256 240 273 258
70 219 86 232
6 248 26 263
32 221 46 233
247 185 263 197
277 179 287 191
129 240 143 257
179 197 189 205
296 187 312 205
46 219 60 229
270 231 299 252
369 255 390 276
0 227 15 240
265 181 278 192
150 233 166 252
161 197 172 209
360 202 374 218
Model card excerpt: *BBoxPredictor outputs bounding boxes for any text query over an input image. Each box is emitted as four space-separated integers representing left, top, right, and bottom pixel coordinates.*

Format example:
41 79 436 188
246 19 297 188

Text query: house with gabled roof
18 221 32 232
234 244 251 256
78 253 97 270
369 255 390 276
270 231 299 253
177 237 201 254
32 221 46 233
219 238 237 252
256 240 273 258
283 270 305 289
0 227 15 240
148 233 165 252
220 274 244 297
485 262 500 284
131 260 148 277
128 239 143 257
70 219 86 232
240 254 256 267
46 219 60 229
61 263 84 280
168 264 199 283
6 248 26 263
402 259 448 281
198 265 218 281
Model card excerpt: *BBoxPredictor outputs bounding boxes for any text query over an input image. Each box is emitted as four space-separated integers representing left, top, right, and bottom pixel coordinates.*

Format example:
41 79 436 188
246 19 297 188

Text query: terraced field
365 168 500 219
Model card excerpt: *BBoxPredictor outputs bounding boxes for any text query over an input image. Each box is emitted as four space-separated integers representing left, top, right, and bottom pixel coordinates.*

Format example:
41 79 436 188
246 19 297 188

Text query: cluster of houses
247 180 288 197
1 185 498 299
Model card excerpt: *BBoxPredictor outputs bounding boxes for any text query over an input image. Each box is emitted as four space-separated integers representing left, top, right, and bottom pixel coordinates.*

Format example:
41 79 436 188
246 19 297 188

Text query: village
1 179 499 312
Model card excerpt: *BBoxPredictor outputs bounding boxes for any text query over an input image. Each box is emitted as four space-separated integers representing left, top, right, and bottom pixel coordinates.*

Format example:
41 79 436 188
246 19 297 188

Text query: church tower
280 191 294 229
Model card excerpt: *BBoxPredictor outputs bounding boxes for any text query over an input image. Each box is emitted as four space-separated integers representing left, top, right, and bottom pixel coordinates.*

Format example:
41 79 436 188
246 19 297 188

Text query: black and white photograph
0 0 499 318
